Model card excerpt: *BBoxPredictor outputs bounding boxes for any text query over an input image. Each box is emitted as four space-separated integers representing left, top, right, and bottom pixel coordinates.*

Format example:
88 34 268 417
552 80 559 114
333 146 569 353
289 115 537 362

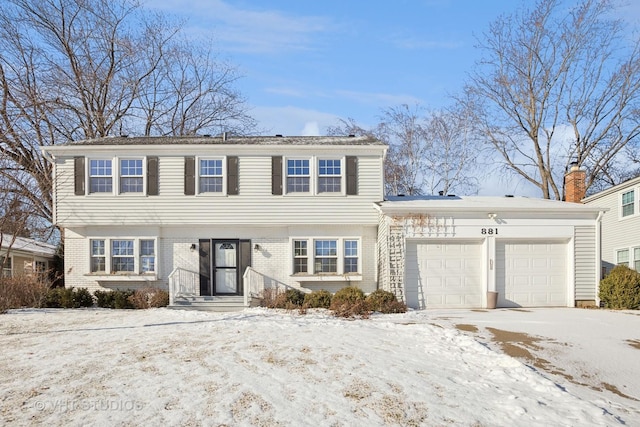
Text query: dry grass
0 275 51 313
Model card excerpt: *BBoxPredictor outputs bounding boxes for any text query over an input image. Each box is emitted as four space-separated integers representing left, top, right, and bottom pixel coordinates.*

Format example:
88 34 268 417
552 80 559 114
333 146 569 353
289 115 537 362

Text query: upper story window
622 190 635 217
199 159 224 193
89 159 113 193
318 159 342 193
286 159 310 193
120 159 144 193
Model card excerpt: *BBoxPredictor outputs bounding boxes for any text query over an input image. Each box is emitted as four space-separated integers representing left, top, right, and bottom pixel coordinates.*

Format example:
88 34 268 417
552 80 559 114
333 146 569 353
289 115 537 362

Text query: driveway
426 307 640 422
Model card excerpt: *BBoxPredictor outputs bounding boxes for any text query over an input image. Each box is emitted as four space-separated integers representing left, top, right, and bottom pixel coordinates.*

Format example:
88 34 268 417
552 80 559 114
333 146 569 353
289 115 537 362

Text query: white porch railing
242 266 267 307
168 267 199 305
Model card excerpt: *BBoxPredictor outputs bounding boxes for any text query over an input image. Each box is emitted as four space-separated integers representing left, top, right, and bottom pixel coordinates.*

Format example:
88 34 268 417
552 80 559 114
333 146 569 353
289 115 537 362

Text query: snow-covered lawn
1 307 638 426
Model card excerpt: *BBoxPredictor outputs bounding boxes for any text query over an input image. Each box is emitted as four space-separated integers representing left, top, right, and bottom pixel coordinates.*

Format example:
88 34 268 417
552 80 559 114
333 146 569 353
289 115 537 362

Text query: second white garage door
496 241 567 308
405 241 483 309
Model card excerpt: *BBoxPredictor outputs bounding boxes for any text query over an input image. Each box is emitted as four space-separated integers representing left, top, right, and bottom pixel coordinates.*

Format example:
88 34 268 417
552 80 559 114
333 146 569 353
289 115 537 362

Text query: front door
214 240 239 295
199 239 251 296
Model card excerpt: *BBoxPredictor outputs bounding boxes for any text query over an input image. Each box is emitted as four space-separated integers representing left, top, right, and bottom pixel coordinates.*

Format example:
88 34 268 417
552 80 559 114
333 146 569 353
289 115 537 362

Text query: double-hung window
617 249 630 267
622 190 635 217
318 159 341 193
634 248 640 271
90 239 106 273
112 240 135 273
344 240 358 273
315 240 338 273
286 159 310 193
293 240 308 273
120 159 144 193
140 240 156 273
199 159 223 193
89 160 113 193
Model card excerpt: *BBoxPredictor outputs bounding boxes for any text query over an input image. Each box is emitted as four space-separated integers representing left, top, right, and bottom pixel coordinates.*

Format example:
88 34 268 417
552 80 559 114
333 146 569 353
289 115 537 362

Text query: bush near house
129 287 170 309
365 289 407 314
303 289 332 309
44 287 94 308
330 286 370 318
0 276 50 313
599 265 640 310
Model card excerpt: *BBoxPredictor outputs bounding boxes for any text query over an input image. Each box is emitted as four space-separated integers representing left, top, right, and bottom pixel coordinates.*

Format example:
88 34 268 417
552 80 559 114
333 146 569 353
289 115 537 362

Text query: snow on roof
0 235 57 257
377 195 607 214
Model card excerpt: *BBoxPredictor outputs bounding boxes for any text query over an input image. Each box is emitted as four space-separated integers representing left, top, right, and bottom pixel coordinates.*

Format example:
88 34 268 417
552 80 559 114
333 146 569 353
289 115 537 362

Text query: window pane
120 177 143 193
294 240 307 257
617 249 629 266
315 258 337 273
140 240 155 256
286 177 309 193
287 159 309 176
112 257 134 272
344 258 358 273
319 159 341 175
315 240 337 257
112 240 134 256
344 240 358 273
120 159 143 176
622 191 635 217
315 240 337 273
199 177 223 193
90 177 113 193
90 160 112 176
91 240 105 256
91 257 106 273
294 258 308 273
200 159 223 176
318 177 341 193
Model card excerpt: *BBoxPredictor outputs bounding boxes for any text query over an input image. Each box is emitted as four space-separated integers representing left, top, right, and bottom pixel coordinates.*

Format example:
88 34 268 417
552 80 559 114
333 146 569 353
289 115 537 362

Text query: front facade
0 235 56 278
376 196 605 309
43 135 386 308
583 175 640 276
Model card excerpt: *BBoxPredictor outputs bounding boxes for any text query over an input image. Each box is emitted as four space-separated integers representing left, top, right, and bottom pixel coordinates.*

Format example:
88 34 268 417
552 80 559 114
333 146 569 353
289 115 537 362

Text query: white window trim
196 156 227 196
615 246 640 271
289 237 362 280
87 237 158 279
87 157 115 195
619 188 638 220
117 157 147 196
283 156 346 196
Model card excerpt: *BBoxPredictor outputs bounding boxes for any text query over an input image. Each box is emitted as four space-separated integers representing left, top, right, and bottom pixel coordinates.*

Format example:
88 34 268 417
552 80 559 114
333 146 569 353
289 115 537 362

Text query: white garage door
405 241 483 309
496 241 567 308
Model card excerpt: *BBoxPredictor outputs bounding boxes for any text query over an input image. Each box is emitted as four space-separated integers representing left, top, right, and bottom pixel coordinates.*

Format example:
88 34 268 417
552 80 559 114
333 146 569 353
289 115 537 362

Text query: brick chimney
564 162 586 203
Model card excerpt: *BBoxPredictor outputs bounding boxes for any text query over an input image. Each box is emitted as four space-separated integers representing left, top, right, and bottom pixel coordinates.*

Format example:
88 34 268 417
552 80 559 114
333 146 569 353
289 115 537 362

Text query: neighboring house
375 195 605 309
42 135 386 309
0 235 56 278
583 174 640 277
42 136 606 310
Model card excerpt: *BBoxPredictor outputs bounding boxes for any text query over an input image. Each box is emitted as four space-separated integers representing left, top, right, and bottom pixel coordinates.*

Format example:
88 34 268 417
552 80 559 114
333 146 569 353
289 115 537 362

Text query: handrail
242 266 265 307
168 267 199 305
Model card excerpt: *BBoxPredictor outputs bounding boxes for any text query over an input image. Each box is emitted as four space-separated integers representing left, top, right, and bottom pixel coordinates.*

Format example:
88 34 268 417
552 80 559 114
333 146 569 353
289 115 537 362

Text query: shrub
284 288 305 307
129 287 169 309
44 287 94 308
260 288 282 308
303 289 332 309
330 286 370 318
365 289 407 314
0 276 50 313
599 265 640 310
94 290 114 308
94 289 135 309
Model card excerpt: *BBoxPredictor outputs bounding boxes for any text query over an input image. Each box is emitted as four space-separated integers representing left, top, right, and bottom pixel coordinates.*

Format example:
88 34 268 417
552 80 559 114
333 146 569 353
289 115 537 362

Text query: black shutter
346 156 358 195
74 157 85 195
272 156 283 195
238 240 252 296
147 156 159 196
227 156 239 195
184 156 195 195
199 239 211 296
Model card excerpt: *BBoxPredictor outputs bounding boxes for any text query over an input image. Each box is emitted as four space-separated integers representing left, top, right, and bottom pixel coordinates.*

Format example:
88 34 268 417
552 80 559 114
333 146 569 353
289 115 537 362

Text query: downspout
41 149 57 226
595 210 604 307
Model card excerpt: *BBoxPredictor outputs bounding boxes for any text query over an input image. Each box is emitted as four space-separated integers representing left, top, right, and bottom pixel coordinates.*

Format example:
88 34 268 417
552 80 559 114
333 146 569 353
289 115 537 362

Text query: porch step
169 295 256 312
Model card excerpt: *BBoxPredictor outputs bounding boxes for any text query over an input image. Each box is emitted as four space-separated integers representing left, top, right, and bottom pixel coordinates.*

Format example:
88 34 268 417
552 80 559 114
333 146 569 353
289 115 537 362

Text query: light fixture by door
254 244 261 251
190 243 197 252
487 213 497 220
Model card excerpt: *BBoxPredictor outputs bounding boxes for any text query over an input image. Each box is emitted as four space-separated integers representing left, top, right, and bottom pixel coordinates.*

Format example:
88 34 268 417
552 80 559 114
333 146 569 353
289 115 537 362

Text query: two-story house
42 135 387 309
583 175 640 276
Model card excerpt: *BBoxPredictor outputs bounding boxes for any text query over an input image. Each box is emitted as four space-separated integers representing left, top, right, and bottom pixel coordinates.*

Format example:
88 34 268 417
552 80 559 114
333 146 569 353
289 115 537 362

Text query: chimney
564 162 586 203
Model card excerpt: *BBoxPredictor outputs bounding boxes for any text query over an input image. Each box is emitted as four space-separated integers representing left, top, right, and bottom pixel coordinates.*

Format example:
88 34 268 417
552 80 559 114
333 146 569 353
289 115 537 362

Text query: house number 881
481 228 498 235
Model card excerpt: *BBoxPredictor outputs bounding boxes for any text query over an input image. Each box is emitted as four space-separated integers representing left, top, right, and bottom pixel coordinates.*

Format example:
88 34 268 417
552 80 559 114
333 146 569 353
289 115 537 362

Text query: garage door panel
405 241 482 309
497 241 567 308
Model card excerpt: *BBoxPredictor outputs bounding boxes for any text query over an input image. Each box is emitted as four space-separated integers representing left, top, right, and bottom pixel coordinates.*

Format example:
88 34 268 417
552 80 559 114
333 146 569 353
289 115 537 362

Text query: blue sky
145 0 529 135
144 0 640 196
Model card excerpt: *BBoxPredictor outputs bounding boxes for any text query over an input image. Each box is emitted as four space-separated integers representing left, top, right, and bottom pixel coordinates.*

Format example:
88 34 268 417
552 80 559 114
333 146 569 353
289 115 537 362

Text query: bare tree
463 0 640 199
327 105 480 196
0 0 255 231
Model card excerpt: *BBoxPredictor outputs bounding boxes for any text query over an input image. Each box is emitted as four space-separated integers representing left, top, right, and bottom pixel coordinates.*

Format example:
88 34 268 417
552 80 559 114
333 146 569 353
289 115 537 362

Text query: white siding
574 226 597 301
54 154 383 227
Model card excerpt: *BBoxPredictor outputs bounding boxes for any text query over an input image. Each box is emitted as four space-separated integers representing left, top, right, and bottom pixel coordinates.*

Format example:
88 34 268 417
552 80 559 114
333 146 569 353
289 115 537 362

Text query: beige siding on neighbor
54 154 384 227
574 225 597 301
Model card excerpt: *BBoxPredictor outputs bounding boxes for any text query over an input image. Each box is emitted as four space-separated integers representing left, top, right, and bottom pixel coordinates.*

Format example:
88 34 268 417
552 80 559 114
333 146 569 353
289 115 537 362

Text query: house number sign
481 228 498 235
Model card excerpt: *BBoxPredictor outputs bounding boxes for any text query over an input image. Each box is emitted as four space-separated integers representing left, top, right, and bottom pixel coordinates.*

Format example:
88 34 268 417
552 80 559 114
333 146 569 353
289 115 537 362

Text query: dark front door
199 239 251 296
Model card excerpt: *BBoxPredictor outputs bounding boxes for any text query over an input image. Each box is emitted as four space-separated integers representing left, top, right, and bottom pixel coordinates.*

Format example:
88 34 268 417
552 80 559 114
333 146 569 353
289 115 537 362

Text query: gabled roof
0 235 57 257
583 175 640 203
377 195 606 215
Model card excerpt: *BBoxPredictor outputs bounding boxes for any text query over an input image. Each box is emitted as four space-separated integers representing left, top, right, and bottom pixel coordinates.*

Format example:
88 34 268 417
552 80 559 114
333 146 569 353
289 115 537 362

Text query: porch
168 266 301 311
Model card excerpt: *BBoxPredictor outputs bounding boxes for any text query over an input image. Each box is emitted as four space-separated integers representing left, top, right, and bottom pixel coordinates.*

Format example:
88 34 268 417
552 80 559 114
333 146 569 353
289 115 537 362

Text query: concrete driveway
426 307 640 423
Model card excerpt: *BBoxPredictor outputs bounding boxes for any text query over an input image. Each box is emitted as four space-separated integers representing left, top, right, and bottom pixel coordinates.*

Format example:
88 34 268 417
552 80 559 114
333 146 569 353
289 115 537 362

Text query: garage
496 241 567 308
405 240 483 309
